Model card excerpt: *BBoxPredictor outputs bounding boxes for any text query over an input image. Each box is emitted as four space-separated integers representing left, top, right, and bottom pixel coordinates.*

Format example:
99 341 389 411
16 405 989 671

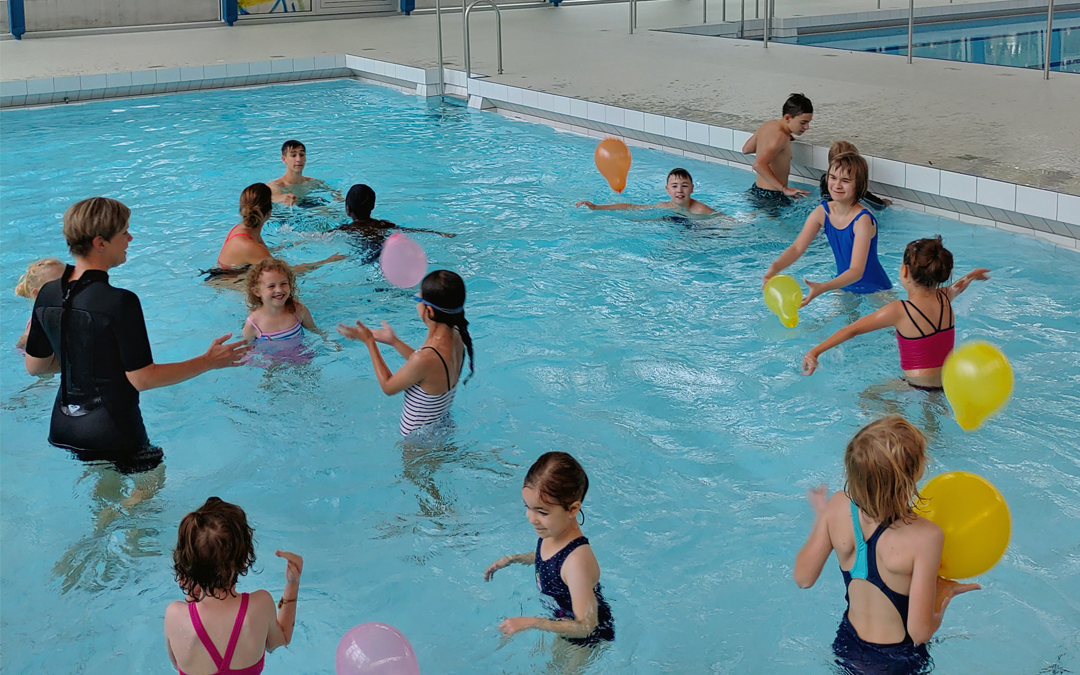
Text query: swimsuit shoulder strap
849 500 869 581
245 316 264 337
937 289 954 330
188 601 226 668
221 593 250 671
553 536 590 567
226 228 255 243
420 346 451 389
900 300 934 337
822 200 831 214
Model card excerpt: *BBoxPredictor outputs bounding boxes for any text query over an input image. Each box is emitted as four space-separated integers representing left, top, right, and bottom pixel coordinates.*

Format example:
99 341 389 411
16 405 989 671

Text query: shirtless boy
577 168 718 215
742 93 814 210
268 140 318 206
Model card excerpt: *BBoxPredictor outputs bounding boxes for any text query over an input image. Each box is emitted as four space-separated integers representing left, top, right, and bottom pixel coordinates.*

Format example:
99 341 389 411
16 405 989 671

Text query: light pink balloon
380 233 427 288
335 623 420 675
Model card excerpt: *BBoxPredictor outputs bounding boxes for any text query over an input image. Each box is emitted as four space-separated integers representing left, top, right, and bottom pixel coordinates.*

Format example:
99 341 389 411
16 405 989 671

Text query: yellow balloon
763 275 803 328
918 471 1010 579
942 341 1014 432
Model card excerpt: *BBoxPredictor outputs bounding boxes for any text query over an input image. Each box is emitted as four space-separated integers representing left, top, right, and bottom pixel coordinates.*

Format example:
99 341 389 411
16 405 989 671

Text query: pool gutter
1 54 1077 251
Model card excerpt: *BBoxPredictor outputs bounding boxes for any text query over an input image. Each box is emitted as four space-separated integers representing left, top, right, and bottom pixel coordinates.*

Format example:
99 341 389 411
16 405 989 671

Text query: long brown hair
239 183 272 230
843 416 928 526
245 258 298 312
173 497 256 601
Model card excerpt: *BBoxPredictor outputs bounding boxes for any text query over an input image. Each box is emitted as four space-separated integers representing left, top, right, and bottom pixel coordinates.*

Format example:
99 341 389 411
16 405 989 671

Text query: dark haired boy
576 168 718 215
268 140 319 206
742 93 814 209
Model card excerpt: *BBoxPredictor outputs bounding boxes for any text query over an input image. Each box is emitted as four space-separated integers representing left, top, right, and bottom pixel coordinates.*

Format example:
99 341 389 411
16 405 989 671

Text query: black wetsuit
820 173 888 210
25 266 162 472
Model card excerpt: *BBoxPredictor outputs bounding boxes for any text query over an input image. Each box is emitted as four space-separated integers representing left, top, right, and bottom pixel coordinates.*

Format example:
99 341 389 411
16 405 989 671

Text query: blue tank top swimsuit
833 501 931 673
535 536 615 646
823 201 892 294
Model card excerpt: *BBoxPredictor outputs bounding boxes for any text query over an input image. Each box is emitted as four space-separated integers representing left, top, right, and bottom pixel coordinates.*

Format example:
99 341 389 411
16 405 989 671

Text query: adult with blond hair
24 197 250 472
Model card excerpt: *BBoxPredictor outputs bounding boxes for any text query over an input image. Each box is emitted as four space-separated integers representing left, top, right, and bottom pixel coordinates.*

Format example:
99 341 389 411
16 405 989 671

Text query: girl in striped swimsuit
337 270 475 437
242 259 316 365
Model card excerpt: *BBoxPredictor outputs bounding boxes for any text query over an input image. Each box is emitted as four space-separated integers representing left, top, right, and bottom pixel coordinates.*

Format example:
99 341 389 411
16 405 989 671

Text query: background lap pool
1 80 1078 674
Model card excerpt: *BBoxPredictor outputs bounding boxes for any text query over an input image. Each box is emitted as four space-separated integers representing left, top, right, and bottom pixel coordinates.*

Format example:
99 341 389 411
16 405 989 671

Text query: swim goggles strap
413 295 464 315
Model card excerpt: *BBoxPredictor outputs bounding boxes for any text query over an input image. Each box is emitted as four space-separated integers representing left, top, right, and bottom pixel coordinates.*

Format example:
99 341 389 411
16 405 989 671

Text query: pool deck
1 0 1078 239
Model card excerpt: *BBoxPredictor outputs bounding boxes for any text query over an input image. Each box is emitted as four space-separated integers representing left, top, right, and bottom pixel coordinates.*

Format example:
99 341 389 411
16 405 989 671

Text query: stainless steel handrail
907 0 914 64
464 0 503 81
763 0 770 47
629 0 637 33
436 0 445 95
1044 0 1055 79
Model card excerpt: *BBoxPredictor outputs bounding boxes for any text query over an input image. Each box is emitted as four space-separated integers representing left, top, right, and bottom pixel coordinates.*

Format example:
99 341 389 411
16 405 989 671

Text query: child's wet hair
667 168 693 183
828 140 859 164
903 236 954 289
419 270 475 382
15 258 64 298
524 452 590 510
828 152 869 203
346 184 377 220
844 416 928 527
245 258 298 312
281 139 306 155
783 93 814 117
173 497 256 601
239 183 273 229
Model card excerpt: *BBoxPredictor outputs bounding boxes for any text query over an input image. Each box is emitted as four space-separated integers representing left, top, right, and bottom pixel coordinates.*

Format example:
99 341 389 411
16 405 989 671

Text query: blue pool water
778 10 1080 73
1 80 1079 674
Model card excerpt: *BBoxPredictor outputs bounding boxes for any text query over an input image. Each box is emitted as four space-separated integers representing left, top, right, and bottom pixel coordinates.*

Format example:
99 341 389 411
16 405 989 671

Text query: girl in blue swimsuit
484 452 614 647
793 416 980 674
764 152 892 307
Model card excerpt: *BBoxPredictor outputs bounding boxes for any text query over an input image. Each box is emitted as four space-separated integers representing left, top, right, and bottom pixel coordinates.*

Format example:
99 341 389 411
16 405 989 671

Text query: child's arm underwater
576 200 658 211
483 552 536 581
802 302 904 375
793 486 835 588
945 268 990 300
497 548 603 639
801 212 875 306
396 226 456 238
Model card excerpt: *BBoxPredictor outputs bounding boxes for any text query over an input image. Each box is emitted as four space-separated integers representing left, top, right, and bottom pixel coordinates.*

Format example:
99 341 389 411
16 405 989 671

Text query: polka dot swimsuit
534 536 615 645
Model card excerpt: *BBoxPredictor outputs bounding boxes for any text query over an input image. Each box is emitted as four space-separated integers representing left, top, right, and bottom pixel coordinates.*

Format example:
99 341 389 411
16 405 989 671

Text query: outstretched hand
484 556 511 581
336 321 374 345
204 333 251 369
784 186 811 199
801 279 827 307
952 268 991 294
498 616 539 636
276 550 303 585
802 351 819 376
934 577 980 614
370 321 398 345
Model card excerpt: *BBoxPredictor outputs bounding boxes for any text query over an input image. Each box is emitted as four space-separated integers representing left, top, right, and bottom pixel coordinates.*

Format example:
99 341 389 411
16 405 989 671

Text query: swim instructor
23 197 249 471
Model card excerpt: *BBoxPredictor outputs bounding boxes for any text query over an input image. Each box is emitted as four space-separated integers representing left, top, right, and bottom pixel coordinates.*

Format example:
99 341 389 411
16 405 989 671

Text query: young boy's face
784 113 813 137
282 147 306 173
665 175 694 205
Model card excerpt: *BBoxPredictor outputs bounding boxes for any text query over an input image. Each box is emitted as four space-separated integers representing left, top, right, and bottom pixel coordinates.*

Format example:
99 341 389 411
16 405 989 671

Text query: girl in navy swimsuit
484 452 614 648
793 416 980 674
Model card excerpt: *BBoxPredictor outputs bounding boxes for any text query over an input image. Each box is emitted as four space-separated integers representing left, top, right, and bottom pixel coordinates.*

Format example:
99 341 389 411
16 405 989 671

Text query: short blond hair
15 258 65 298
245 258 298 312
844 415 928 526
63 197 130 257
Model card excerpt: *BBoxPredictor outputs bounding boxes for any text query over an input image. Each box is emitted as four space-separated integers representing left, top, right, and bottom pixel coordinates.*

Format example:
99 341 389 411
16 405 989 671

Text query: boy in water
742 93 814 210
268 140 326 206
576 168 718 215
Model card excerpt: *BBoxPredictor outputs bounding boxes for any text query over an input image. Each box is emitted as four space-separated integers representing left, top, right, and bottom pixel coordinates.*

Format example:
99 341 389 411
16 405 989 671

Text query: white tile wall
940 171 977 202
686 121 709 146
624 110 644 131
709 126 733 151
25 79 53 95
203 64 227 80
605 106 625 128
905 164 940 194
1015 186 1058 220
976 177 1017 211
871 157 906 186
643 113 665 135
1058 194 1080 227
732 130 752 153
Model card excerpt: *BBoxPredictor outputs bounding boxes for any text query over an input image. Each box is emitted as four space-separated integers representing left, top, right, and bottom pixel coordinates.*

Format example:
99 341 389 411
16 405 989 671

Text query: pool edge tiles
1 55 1078 251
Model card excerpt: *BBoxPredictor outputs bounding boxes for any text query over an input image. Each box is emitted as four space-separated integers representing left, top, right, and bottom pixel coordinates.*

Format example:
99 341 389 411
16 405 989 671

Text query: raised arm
801 213 875 306
337 320 436 395
803 302 903 375
793 487 835 589
370 322 415 360
764 206 825 286
946 268 990 300
265 550 303 652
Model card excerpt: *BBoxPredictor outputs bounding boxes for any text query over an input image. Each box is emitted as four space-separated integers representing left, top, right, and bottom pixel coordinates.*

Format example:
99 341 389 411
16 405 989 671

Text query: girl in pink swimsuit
164 497 302 675
242 259 316 365
801 236 990 389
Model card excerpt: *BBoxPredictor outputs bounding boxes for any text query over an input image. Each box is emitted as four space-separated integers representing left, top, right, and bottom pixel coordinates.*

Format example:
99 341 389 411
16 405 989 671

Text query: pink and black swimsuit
895 290 955 374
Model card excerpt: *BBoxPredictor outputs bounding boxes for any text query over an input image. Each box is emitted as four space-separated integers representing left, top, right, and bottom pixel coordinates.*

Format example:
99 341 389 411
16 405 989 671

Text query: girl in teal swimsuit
793 416 980 674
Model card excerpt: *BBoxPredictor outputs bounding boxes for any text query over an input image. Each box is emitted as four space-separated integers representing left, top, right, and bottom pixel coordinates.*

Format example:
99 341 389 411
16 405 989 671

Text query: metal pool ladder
464 0 503 82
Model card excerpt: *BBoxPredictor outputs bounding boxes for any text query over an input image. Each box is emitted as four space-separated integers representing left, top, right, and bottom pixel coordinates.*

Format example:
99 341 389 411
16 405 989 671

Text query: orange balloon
594 138 632 193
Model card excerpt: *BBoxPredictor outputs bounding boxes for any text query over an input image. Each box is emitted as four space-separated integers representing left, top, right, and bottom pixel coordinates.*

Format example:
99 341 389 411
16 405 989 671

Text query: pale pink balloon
335 623 420 675
380 233 427 288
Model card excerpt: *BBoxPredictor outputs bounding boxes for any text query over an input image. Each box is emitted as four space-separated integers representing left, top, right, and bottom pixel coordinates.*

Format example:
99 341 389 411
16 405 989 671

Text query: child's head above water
523 451 590 528
666 168 694 204
15 257 64 298
173 497 256 600
844 415 928 527
345 184 377 220
245 258 299 313
240 183 273 229
903 236 953 289
782 93 814 136
827 152 869 205
827 140 859 164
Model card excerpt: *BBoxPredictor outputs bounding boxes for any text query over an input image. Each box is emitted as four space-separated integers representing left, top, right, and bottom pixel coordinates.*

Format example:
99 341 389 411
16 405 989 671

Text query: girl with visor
338 270 474 437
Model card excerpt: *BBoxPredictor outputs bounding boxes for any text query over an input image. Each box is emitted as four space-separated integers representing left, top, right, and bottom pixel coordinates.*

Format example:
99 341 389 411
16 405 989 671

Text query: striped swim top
400 346 459 437
246 314 303 342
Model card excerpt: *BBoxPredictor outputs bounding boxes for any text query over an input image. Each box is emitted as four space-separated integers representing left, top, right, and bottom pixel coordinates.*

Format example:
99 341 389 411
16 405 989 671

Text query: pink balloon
380 233 427 288
336 623 420 675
